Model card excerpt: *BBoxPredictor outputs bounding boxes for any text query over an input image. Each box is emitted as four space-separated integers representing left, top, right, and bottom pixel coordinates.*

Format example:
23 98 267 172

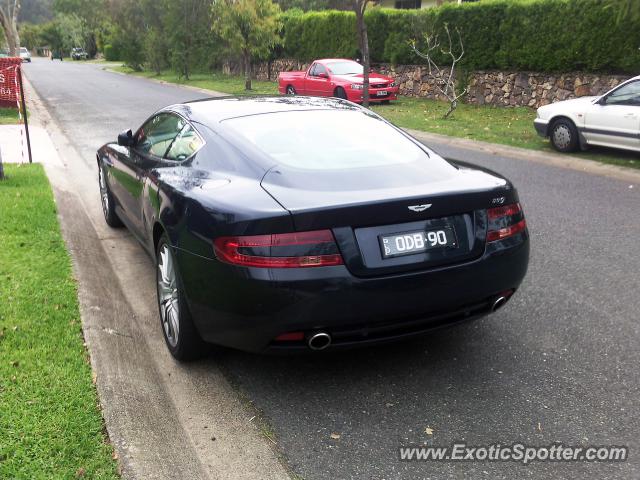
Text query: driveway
24 58 639 479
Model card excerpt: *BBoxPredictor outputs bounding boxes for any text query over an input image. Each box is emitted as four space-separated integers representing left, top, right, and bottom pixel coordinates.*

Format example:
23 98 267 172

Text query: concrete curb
23 73 292 480
406 129 640 184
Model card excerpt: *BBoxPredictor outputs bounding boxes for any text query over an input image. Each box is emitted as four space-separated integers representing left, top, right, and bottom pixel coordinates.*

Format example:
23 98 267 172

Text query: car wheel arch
153 221 167 255
549 115 578 129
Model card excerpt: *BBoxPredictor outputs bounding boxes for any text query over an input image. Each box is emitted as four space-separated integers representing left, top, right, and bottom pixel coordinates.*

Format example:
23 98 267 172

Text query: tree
211 0 282 91
0 1 21 56
410 24 466 119
106 0 145 70
19 22 44 50
55 13 85 52
53 0 106 56
19 0 53 24
352 0 369 107
164 0 215 79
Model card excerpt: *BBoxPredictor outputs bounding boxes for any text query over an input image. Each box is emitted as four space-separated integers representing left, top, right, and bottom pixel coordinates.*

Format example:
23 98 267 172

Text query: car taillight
213 230 344 268
486 202 527 242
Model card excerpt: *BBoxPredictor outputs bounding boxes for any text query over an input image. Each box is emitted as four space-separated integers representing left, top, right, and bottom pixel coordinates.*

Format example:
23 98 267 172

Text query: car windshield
223 110 454 173
20 48 28 53
326 61 363 75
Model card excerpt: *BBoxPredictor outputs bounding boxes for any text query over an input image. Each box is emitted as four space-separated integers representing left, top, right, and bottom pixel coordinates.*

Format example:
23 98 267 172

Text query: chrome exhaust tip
308 332 332 351
491 296 508 312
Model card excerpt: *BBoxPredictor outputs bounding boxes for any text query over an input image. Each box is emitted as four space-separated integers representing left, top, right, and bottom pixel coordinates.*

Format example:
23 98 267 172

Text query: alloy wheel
98 167 110 215
157 244 180 348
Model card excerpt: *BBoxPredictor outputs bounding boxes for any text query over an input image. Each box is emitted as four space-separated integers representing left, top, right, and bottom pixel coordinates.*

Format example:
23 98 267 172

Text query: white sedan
19 47 31 63
534 75 640 153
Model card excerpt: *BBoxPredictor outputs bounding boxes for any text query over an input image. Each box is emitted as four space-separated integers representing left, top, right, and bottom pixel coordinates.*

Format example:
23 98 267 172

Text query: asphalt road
24 58 639 479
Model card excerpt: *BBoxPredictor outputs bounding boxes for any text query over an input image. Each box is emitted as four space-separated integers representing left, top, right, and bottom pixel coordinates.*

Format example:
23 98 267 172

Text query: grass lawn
371 98 639 170
111 67 639 170
113 66 276 96
0 164 119 479
0 107 20 125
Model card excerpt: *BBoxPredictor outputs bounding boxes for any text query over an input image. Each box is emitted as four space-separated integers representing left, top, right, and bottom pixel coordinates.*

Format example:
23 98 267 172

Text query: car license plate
380 227 457 258
376 90 388 96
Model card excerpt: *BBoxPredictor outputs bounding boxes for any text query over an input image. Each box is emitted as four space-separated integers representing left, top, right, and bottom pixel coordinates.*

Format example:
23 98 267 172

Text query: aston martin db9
97 96 529 359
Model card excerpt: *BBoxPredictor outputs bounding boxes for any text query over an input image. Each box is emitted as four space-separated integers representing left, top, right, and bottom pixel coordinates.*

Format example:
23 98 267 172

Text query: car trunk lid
261 164 514 277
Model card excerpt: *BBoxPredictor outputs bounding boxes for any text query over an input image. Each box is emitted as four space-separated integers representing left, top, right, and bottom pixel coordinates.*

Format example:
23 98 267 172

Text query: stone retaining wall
372 63 628 108
234 58 630 108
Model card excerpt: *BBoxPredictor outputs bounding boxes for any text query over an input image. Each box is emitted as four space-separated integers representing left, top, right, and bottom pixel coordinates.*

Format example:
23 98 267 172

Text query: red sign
0 57 22 109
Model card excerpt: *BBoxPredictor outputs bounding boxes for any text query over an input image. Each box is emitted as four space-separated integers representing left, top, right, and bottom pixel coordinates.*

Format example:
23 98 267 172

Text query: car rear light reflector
486 203 527 242
213 230 344 268
274 332 305 342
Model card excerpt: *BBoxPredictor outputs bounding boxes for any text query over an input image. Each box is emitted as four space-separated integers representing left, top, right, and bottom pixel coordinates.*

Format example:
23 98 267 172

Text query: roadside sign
0 57 22 109
0 57 32 163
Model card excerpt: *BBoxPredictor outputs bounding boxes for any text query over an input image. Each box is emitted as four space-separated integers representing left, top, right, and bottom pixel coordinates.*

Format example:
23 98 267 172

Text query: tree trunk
244 50 252 91
0 1 21 56
353 1 370 107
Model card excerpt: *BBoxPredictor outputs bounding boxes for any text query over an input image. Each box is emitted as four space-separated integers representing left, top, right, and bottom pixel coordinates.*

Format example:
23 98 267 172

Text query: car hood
540 96 598 112
331 73 393 84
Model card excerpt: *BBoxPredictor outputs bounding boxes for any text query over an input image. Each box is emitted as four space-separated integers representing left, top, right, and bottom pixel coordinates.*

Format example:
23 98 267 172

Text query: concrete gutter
22 76 291 480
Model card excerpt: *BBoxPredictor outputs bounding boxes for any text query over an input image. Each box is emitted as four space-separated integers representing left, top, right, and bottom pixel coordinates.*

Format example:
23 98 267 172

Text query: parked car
97 96 529 359
51 50 64 61
534 75 640 153
19 47 31 62
71 47 88 60
278 59 399 103
0 48 8 58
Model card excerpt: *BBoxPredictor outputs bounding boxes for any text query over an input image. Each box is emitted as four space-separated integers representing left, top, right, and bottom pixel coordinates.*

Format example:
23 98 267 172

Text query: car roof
170 95 362 125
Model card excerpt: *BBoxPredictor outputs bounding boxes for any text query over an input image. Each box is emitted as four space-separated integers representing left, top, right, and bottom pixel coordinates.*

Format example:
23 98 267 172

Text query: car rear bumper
178 233 529 353
534 118 549 137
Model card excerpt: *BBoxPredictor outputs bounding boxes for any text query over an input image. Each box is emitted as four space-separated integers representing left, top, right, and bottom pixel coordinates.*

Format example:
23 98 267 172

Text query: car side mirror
317 72 328 79
117 129 134 147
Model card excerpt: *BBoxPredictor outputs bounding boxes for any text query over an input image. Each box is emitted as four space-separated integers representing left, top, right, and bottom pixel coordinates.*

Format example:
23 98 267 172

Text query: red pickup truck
278 58 399 104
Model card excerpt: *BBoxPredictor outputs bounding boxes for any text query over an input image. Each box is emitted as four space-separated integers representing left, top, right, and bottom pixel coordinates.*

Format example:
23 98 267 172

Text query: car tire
549 118 579 153
286 85 296 95
334 87 348 100
156 235 207 361
98 163 123 228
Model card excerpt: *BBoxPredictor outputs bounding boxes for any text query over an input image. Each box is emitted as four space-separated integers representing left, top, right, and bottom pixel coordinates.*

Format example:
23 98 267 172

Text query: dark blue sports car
97 96 529 359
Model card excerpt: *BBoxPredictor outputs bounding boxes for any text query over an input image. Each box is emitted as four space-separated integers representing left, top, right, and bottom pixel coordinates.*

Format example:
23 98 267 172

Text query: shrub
278 0 640 73
103 44 119 61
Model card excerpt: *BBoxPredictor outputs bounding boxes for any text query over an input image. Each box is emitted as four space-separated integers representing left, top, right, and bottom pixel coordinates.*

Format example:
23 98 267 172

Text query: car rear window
223 110 452 172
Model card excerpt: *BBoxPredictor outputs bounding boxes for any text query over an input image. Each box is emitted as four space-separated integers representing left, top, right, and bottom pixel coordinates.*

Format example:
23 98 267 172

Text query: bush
103 44 119 61
279 0 640 73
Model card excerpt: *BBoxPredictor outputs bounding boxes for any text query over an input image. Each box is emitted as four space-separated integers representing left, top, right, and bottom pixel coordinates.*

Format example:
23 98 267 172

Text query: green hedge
103 44 120 61
280 0 640 73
